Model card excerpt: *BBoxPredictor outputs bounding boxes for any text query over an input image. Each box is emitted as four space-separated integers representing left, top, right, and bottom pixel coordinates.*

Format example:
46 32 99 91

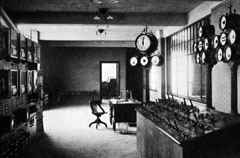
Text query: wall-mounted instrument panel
0 24 43 157
0 69 18 98
0 28 18 60
19 34 26 61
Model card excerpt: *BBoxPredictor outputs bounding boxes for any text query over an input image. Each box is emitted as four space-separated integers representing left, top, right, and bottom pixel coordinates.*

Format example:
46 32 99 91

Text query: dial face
198 40 203 52
201 52 206 64
11 116 15 131
195 53 200 64
193 42 198 53
198 26 203 38
204 38 209 51
228 29 236 45
212 35 219 49
140 56 149 66
220 32 227 46
130 56 138 66
151 55 161 66
220 15 226 30
217 48 223 62
136 34 151 52
224 46 232 61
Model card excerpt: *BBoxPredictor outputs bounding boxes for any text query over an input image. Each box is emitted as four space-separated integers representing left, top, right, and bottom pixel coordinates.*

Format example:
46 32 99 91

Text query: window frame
166 15 211 103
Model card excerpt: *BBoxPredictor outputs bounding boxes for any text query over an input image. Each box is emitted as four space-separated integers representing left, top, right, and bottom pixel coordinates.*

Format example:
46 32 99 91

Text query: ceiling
2 0 222 41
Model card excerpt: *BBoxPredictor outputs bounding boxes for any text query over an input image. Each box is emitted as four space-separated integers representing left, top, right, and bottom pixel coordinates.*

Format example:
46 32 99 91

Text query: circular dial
223 46 232 62
151 55 162 66
204 38 209 51
228 29 236 45
10 115 15 132
140 56 149 66
136 34 151 52
219 15 227 30
198 26 203 38
212 35 219 49
195 53 201 64
193 42 198 53
201 52 206 64
198 40 203 52
220 32 227 46
216 48 223 62
130 56 138 66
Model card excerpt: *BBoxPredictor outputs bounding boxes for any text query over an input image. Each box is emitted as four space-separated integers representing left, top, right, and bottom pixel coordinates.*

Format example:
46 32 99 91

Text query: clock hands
142 37 145 46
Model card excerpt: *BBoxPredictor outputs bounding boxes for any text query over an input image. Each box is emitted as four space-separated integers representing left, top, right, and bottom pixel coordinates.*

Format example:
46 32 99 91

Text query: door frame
100 61 120 101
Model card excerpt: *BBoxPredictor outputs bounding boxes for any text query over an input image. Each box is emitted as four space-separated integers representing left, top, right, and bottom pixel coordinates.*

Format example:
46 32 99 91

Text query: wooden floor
25 95 139 158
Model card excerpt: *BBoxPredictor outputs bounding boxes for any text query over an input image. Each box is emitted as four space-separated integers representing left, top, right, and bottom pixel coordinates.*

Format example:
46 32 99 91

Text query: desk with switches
136 98 240 158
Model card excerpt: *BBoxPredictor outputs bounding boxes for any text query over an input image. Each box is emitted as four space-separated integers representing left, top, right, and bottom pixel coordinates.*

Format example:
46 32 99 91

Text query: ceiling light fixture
93 0 102 4
93 8 114 20
111 0 119 4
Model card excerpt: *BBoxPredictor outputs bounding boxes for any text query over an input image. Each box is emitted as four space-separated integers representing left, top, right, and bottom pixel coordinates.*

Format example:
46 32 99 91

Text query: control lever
193 112 199 123
198 123 205 133
173 119 180 131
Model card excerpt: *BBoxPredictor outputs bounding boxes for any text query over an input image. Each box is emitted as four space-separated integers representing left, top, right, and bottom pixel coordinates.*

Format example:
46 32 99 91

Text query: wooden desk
109 99 142 132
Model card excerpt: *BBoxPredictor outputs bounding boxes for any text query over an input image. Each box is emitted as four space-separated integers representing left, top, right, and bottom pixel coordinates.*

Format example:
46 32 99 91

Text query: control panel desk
137 107 240 158
109 99 142 131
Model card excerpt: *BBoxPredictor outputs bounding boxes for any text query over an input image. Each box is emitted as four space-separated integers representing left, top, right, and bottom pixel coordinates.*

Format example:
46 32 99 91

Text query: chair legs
89 117 107 129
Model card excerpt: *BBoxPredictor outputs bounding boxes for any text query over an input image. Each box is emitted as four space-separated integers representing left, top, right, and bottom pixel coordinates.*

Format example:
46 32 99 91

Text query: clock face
212 35 219 49
151 55 162 66
193 42 198 53
195 53 200 64
219 15 227 30
130 56 138 66
201 52 206 64
224 46 232 62
204 38 209 51
216 48 223 62
198 40 203 52
220 32 227 46
136 34 151 52
228 29 236 45
198 26 203 38
140 56 149 66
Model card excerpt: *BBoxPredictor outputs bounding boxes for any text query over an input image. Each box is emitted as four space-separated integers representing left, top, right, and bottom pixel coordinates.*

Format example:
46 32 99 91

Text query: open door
100 62 120 100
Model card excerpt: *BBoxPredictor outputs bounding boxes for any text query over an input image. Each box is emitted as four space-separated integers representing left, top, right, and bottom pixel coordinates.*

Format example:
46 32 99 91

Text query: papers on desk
110 98 141 104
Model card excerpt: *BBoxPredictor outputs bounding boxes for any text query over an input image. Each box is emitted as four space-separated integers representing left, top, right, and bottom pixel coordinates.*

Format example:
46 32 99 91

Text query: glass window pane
177 56 188 96
188 55 201 99
171 58 178 94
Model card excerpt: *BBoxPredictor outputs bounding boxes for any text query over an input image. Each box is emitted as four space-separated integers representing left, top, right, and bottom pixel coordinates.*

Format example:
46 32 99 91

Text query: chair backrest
89 100 105 115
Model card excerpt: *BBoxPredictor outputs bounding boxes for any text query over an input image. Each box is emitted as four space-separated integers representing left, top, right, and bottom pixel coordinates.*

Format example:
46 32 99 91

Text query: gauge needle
142 37 145 46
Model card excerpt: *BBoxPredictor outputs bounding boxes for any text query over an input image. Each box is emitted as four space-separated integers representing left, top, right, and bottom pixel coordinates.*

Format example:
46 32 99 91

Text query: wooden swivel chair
89 100 107 129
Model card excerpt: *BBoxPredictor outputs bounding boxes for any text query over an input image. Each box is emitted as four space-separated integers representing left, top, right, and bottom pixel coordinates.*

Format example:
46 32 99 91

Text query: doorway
100 62 120 100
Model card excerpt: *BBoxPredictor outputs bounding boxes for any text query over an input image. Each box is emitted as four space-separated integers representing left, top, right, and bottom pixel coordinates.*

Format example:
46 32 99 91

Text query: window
167 16 210 102
149 66 158 91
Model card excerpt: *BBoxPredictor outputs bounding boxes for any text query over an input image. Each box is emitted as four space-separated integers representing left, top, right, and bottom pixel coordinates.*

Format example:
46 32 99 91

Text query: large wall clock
135 32 158 54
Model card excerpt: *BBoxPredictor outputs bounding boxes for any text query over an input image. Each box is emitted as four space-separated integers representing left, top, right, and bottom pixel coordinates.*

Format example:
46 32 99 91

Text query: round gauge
198 26 203 38
201 52 206 64
136 34 151 52
140 56 150 66
219 15 227 30
220 32 227 46
204 38 210 51
195 53 201 64
151 55 163 66
215 48 223 62
223 46 232 62
228 29 236 45
198 40 203 52
130 56 138 66
212 35 219 49
193 42 198 53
